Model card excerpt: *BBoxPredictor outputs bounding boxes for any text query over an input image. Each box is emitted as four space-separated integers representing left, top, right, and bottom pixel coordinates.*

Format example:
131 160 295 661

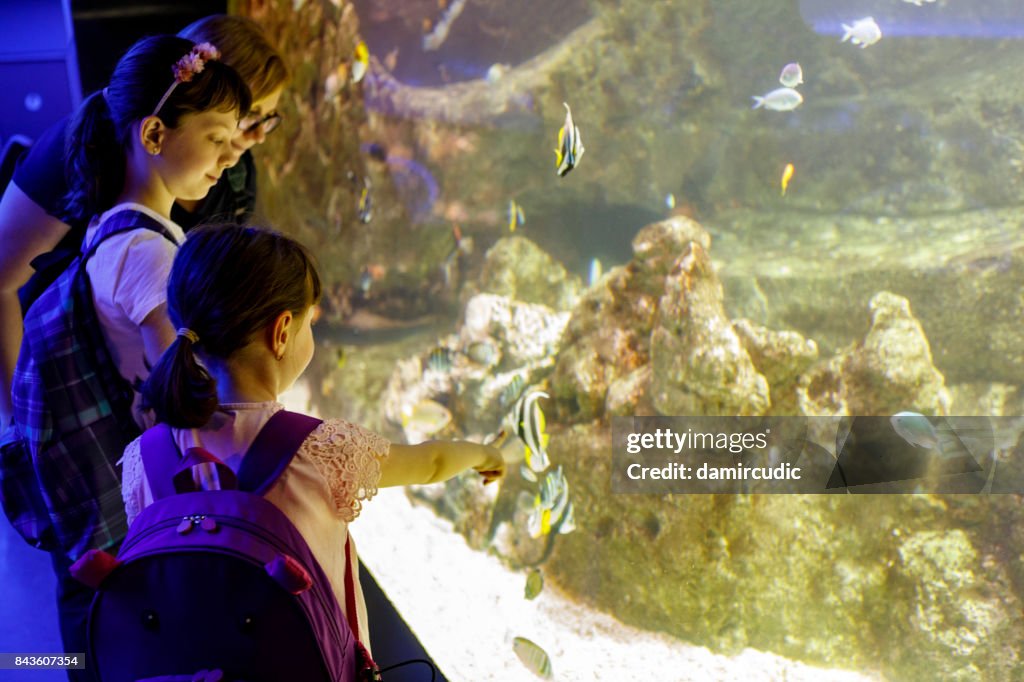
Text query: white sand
350 487 885 682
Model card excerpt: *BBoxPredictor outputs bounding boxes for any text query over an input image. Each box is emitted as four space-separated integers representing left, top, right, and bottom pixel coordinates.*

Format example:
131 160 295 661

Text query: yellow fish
508 199 525 232
352 41 369 84
780 162 795 196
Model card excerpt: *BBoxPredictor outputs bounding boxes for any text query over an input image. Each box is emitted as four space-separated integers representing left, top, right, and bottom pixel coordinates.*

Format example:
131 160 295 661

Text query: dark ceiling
72 0 227 94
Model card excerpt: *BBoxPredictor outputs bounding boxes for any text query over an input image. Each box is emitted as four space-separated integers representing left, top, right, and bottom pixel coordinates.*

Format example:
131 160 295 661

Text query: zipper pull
200 516 219 532
176 516 195 535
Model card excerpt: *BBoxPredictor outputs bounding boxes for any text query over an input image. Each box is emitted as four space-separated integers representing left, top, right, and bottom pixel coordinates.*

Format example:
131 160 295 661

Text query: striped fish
512 636 553 679
515 389 550 475
554 102 584 177
425 346 453 373
527 465 571 538
500 375 525 408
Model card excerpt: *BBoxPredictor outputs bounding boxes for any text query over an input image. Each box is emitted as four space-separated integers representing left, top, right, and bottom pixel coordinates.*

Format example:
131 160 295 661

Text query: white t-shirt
120 401 390 649
84 202 183 427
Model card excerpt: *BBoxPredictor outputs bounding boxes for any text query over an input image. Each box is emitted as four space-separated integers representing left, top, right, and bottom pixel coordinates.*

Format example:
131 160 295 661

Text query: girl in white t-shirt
64 35 251 427
123 223 505 651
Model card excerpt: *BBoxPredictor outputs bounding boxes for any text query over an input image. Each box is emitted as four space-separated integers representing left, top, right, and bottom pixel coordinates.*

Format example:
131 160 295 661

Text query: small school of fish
554 102 585 177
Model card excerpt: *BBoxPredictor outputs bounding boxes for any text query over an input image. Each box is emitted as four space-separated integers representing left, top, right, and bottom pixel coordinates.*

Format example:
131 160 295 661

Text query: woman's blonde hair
178 15 289 101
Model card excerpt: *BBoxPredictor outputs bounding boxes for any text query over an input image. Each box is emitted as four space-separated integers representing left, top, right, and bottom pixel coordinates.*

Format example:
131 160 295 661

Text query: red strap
344 536 360 637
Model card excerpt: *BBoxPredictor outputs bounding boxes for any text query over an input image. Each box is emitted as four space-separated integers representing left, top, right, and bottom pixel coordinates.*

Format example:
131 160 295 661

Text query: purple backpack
71 410 375 682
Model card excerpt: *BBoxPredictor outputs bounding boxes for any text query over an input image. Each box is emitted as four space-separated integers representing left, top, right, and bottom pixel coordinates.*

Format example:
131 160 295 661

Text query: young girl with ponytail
124 223 505 656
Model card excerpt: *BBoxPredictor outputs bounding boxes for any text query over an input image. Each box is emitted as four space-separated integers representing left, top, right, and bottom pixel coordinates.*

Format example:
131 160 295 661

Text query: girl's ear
138 115 166 156
270 310 293 361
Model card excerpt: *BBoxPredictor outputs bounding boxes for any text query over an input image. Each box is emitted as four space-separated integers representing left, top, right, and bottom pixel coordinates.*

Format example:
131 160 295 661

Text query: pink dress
121 401 390 648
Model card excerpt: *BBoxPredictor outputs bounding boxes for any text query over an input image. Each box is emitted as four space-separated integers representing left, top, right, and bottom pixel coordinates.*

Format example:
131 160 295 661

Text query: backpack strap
140 411 322 501
140 424 183 501
82 209 180 263
238 411 323 494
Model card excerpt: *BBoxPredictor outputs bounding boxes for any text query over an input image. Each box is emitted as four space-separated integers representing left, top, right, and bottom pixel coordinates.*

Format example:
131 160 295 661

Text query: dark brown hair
178 15 289 101
63 35 252 221
142 224 322 428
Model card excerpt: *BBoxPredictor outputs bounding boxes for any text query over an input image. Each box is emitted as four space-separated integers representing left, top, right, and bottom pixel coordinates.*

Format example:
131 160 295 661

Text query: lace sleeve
121 436 146 526
300 418 390 522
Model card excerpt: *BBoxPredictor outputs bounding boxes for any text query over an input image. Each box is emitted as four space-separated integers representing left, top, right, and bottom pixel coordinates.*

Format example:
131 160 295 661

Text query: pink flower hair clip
151 42 222 117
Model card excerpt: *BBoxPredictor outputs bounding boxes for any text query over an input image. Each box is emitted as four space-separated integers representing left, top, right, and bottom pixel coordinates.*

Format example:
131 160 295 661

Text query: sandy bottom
350 487 885 682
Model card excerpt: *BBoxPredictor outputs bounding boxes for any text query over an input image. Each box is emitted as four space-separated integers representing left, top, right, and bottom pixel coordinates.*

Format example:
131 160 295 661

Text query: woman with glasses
0 15 289 425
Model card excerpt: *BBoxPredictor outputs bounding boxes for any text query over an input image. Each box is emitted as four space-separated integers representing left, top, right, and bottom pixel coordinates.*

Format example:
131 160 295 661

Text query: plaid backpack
0 209 177 559
70 411 371 682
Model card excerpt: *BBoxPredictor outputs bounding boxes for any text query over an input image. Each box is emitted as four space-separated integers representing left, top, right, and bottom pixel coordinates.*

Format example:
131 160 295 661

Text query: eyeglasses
238 112 282 135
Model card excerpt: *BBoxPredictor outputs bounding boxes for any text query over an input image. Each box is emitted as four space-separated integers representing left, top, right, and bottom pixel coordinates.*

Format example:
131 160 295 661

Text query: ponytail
142 332 219 428
63 90 123 223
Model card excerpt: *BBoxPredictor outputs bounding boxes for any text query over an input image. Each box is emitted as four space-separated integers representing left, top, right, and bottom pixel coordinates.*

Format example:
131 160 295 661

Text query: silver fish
752 87 803 112
841 17 882 48
779 62 803 88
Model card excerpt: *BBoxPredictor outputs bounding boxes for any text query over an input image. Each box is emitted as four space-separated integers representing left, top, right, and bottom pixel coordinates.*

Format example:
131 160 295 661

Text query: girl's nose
221 147 241 169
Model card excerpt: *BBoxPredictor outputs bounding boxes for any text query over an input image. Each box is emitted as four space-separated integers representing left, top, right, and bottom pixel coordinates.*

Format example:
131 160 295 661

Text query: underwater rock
895 529 1024 678
531 422 1024 681
604 366 653 417
649 238 770 417
797 292 951 419
733 318 818 414
843 292 951 417
467 236 581 313
630 215 712 296
381 293 569 437
553 215 783 420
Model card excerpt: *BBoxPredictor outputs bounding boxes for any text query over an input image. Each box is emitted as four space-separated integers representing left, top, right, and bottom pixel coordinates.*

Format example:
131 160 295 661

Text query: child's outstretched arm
379 441 505 488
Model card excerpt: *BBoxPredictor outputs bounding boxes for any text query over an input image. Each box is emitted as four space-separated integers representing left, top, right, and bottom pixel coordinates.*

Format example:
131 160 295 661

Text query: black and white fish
554 102 584 177
515 389 550 476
